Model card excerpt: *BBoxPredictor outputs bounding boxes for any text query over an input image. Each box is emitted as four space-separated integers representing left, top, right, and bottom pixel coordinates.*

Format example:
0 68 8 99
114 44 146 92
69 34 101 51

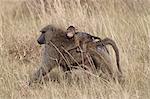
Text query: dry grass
0 0 150 99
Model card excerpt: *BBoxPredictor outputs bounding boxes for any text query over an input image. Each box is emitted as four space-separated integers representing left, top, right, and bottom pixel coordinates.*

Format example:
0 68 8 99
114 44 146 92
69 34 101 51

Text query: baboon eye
40 30 46 34
42 31 46 33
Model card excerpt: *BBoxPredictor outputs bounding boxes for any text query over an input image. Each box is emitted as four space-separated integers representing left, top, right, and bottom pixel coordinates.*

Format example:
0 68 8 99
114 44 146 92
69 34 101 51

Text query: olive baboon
29 25 121 85
66 26 101 52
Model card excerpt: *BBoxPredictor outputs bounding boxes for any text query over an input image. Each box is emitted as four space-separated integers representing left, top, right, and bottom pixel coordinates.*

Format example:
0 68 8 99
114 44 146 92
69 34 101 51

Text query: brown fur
29 25 122 85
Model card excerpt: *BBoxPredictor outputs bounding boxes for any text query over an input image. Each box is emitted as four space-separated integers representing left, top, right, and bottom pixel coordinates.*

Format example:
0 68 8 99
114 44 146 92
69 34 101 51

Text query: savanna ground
0 0 150 99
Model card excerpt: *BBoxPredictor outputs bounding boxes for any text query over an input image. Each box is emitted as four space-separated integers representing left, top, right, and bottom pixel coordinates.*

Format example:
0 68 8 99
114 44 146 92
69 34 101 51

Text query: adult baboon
29 25 121 85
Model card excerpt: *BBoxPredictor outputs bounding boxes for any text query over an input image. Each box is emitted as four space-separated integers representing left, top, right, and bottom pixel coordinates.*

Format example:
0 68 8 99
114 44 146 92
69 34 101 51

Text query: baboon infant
66 26 122 74
66 26 101 52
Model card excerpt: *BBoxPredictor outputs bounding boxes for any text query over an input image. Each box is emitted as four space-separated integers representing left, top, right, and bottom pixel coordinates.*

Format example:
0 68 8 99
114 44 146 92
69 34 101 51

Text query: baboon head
37 25 58 45
66 26 76 38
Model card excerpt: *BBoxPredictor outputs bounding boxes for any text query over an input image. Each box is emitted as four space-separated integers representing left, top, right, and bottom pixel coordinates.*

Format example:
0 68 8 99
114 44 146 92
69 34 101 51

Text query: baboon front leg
29 67 49 85
29 64 56 85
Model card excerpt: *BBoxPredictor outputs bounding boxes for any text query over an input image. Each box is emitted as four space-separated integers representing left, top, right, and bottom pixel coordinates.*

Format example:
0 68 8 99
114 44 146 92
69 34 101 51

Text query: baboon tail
101 38 122 74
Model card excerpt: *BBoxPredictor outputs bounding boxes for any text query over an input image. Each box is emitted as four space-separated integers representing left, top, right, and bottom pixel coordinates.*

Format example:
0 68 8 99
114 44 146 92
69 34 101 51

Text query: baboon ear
37 33 46 45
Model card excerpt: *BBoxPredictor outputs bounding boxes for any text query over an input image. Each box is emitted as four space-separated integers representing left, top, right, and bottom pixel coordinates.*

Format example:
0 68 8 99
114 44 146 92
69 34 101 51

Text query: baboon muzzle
37 34 46 45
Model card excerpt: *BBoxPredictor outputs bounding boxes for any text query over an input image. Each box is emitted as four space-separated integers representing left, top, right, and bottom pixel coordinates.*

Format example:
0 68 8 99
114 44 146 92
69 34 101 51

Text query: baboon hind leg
89 48 115 81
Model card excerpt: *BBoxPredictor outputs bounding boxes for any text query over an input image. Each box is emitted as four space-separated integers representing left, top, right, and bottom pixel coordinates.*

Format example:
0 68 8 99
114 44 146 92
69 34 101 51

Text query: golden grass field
0 0 150 99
